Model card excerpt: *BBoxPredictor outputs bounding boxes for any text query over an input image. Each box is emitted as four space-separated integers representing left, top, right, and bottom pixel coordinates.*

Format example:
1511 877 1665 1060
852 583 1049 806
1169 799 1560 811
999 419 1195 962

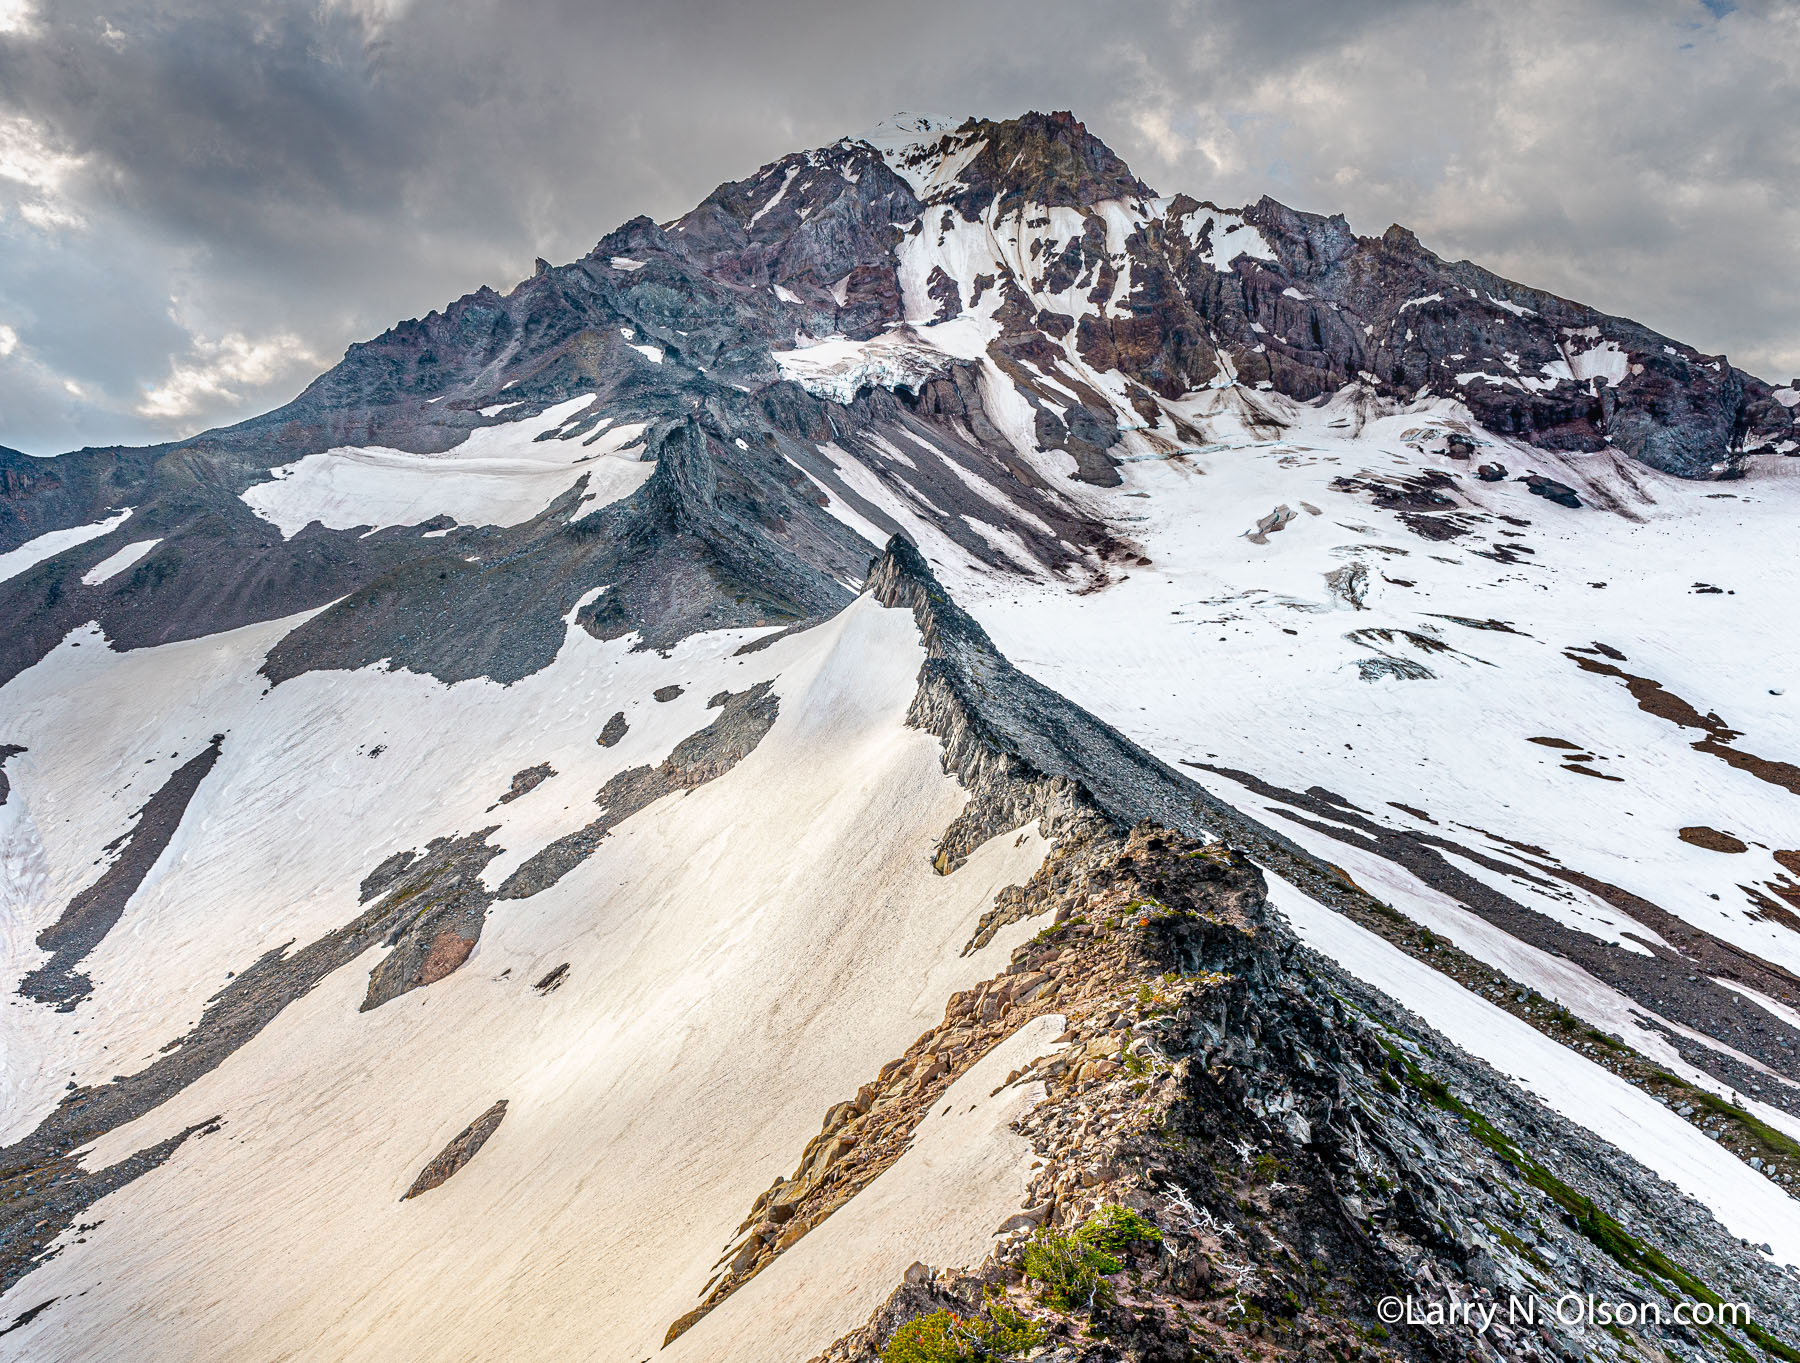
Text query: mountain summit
1 112 1798 1363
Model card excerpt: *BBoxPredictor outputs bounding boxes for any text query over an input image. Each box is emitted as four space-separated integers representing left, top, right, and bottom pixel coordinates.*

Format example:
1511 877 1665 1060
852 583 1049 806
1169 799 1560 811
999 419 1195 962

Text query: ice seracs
771 332 952 404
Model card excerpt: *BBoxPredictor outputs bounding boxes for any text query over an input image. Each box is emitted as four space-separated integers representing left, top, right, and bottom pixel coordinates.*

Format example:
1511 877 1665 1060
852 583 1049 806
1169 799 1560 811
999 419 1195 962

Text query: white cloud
0 115 89 233
0 323 17 358
0 0 33 36
0 116 81 192
1093 0 1800 379
320 0 415 32
137 330 323 426
1 0 1795 452
18 199 87 231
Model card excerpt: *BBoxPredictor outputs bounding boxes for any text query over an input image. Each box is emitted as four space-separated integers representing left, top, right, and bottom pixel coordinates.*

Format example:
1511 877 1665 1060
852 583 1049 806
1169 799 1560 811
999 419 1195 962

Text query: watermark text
1375 1293 1751 1334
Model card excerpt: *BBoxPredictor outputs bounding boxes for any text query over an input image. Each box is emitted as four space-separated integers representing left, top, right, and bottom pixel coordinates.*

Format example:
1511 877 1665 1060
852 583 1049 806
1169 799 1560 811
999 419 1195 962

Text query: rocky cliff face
802 821 1800 1363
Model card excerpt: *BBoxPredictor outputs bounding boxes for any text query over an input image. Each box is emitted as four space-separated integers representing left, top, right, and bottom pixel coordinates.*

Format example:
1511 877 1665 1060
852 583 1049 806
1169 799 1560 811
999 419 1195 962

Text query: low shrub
1021 1228 1120 1310
879 1302 1042 1362
1078 1204 1164 1255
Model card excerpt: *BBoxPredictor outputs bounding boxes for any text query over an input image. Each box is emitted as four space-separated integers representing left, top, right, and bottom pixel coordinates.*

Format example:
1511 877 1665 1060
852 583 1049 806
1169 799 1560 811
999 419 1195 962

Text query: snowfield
801 373 1800 1252
0 597 1057 1361
239 397 651 536
667 1014 1068 1363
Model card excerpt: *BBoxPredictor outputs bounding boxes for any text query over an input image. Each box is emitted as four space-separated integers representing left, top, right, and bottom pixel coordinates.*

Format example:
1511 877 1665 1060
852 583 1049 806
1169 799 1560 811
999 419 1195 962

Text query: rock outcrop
807 822 1800 1362
402 1101 508 1200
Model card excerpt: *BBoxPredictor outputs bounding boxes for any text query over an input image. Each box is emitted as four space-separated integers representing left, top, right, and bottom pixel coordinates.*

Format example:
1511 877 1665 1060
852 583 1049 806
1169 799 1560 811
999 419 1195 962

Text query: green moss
1677 1086 1800 1166
880 1311 964 1363
1030 915 1084 945
1381 1039 1800 1363
1582 1027 1629 1053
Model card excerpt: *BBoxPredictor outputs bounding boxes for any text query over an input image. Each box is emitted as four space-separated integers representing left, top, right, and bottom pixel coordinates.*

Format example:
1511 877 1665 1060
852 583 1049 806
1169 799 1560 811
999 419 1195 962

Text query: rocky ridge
801 819 1800 1363
654 540 1800 1362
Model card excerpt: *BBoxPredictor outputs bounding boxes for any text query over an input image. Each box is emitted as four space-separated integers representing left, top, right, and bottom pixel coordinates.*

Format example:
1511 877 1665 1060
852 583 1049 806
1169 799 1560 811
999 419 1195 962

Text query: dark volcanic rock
0 744 22 806
402 1101 508 1200
20 736 225 1009
1520 471 1583 507
491 763 555 807
359 830 506 1012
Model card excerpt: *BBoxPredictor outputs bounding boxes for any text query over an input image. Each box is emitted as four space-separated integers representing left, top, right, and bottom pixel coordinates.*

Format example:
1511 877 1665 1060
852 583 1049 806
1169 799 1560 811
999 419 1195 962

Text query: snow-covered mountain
1 111 1798 1363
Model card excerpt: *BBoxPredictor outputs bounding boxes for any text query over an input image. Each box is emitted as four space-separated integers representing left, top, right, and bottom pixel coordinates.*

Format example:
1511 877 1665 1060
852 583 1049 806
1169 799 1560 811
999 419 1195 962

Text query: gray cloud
1 0 1794 454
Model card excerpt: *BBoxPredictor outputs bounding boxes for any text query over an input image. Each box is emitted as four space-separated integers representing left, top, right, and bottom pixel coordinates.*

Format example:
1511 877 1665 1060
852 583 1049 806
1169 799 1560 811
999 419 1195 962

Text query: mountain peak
857 111 966 159
855 111 978 197
856 109 1152 211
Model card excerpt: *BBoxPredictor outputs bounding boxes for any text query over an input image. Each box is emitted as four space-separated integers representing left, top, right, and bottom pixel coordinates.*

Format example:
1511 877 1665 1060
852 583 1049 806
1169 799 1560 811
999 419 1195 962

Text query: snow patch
80 538 161 586
747 167 799 228
1565 338 1630 385
1486 294 1537 318
1176 207 1277 273
241 397 649 537
0 508 132 585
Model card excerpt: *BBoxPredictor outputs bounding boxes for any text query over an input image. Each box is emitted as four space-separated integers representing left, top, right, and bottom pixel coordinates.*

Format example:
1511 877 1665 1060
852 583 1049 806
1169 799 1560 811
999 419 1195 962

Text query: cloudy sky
0 0 1793 455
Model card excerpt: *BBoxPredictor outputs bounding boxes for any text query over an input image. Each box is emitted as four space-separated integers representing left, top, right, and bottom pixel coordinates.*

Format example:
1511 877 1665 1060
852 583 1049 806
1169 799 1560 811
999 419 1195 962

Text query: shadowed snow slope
0 597 1053 1361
